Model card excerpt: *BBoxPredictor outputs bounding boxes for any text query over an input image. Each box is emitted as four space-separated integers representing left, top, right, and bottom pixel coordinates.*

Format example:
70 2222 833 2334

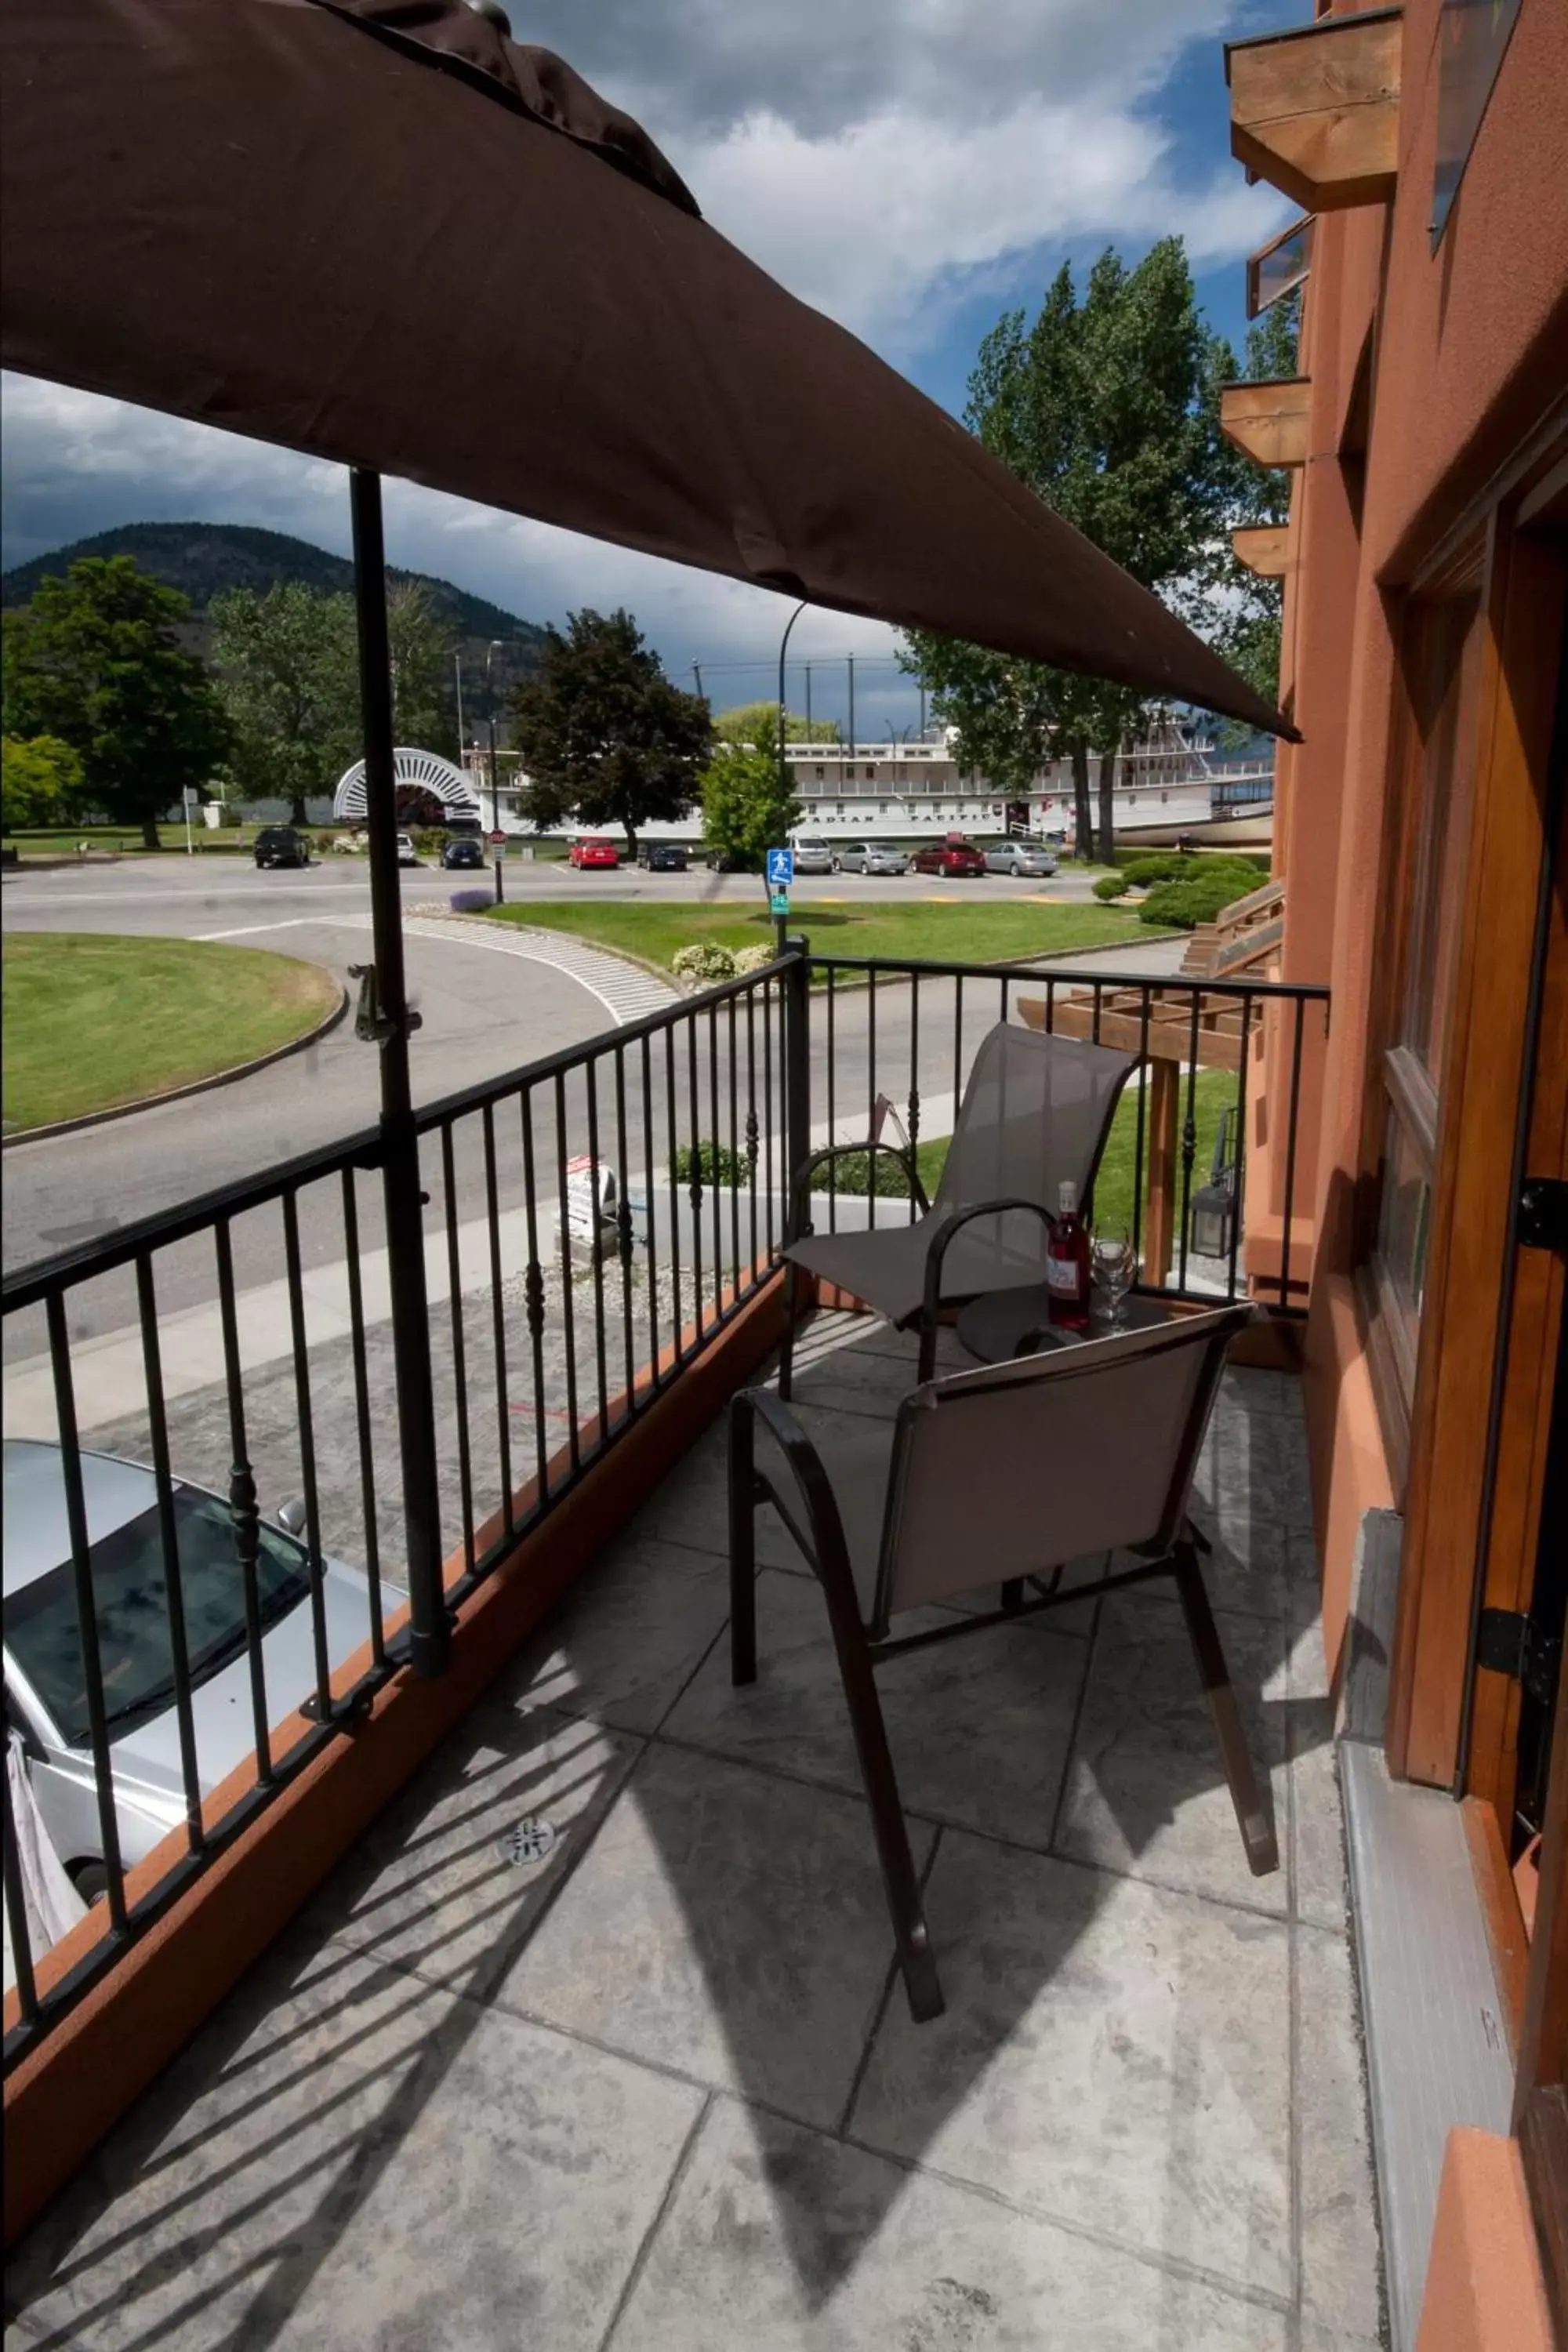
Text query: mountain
0 521 547 659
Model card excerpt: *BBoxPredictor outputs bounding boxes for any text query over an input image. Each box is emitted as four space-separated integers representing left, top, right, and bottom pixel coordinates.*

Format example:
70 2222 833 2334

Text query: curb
2 981 349 1151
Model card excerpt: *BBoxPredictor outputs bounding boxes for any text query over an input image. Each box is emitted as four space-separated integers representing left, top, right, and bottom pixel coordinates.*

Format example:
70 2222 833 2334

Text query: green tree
387 582 458 756
209 582 359 825
699 720 802 869
1 734 84 830
713 701 839 745
2 558 230 848
904 239 1244 861
509 609 712 856
1199 289 1301 724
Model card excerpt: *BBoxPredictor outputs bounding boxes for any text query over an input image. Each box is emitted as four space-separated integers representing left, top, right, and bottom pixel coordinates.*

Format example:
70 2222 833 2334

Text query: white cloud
690 103 1279 346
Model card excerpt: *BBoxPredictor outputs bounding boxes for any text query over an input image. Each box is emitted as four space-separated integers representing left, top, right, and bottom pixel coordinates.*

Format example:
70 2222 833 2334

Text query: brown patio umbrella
0 0 1288 738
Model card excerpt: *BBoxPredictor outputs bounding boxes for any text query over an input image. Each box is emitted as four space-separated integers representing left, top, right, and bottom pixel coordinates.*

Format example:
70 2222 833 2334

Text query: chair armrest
916 1196 1057 1379
791 1137 930 1232
731 1387 858 1595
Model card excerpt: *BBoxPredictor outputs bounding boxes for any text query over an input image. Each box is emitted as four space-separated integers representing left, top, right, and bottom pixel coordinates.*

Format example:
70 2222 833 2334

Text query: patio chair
728 1301 1277 2022
779 1022 1138 1395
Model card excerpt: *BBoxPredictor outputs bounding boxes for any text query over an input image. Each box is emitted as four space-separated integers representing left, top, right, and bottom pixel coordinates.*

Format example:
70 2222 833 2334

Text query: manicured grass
2 934 341 1131
806 1068 1238 1247
481 896 1145 971
5 826 262 856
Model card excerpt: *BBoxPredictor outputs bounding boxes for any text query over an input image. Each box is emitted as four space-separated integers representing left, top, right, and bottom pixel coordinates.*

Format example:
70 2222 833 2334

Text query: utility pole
919 684 927 739
846 655 855 783
692 660 703 700
454 650 466 764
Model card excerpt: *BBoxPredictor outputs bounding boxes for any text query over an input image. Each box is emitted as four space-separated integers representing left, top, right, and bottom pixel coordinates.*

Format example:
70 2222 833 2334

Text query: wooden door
1385 445 1567 1860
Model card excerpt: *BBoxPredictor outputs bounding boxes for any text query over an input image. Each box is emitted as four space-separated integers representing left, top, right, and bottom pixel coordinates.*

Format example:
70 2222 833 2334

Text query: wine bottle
1046 1178 1091 1332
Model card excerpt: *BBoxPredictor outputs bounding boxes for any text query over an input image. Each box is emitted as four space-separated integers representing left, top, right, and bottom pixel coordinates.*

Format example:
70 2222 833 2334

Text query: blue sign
769 889 790 916
766 847 794 887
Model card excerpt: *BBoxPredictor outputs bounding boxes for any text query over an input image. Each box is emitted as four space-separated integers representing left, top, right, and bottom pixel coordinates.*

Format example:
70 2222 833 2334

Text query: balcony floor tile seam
626 1714 1324 1941
830 2118 1301 2326
595 2091 715 2352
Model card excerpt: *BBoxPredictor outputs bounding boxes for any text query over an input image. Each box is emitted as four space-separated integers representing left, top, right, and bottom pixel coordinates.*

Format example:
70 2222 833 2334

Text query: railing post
350 468 448 1680
782 936 811 1244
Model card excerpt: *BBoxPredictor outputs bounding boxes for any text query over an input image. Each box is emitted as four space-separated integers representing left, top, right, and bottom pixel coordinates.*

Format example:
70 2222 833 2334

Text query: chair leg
818 1576 944 2021
778 1259 800 1401
1171 1540 1279 1876
728 1397 757 1686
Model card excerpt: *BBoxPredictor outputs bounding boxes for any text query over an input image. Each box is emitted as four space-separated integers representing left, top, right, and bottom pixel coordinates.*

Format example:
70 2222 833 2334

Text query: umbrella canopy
0 0 1290 737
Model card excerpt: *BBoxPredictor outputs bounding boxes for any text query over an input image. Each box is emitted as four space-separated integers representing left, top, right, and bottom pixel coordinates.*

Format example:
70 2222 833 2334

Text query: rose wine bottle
1046 1178 1091 1332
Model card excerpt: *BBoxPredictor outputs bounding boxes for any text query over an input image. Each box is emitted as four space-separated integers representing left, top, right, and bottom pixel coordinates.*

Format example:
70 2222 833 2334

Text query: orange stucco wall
1281 0 1568 1679
1414 2129 1555 2352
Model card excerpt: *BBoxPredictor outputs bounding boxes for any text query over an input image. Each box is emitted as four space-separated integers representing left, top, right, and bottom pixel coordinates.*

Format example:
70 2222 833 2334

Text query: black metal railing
1 954 804 2063
1 941 1324 2063
803 953 1330 1313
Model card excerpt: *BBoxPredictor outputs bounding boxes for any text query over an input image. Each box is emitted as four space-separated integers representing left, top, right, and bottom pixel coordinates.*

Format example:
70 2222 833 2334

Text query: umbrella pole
349 467 449 1680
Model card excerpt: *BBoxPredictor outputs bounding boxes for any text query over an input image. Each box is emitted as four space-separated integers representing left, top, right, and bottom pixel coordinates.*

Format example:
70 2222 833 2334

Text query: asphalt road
1 857 1171 1353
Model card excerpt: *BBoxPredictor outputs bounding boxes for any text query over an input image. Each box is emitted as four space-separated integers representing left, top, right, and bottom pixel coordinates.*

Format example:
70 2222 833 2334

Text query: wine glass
1091 1225 1136 1331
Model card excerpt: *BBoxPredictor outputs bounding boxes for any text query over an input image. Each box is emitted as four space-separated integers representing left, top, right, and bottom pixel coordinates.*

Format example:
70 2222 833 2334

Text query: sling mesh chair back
729 1301 1276 2021
781 1022 1138 1391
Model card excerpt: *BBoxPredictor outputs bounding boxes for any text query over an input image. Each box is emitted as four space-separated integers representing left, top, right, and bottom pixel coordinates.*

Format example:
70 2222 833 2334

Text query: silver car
2 1439 397 1900
833 841 909 875
789 837 836 875
985 837 1059 878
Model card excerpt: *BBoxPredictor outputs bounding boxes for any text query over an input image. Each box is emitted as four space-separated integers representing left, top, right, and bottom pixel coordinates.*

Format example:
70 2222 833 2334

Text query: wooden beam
1232 522 1291 578
1221 376 1312 470
1226 9 1402 212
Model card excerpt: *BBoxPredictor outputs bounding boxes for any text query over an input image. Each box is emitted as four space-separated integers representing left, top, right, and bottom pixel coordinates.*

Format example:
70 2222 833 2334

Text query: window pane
1402 593 1481 1077
1375 1111 1433 1382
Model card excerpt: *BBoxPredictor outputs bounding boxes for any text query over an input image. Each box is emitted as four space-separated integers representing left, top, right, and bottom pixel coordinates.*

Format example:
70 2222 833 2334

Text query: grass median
478 896 1145 972
2 934 341 1132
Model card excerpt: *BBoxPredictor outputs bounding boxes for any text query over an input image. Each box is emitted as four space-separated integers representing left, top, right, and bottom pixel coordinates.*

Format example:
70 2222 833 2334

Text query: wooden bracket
1221 378 1312 470
1226 9 1402 213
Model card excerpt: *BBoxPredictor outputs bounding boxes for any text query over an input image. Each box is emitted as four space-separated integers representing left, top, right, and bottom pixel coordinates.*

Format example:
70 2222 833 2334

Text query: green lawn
2 935 341 1131
481 897 1145 971
807 1068 1239 1244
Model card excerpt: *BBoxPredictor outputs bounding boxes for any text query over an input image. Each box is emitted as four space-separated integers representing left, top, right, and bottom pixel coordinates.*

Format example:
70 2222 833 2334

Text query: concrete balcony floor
5 1316 1383 2352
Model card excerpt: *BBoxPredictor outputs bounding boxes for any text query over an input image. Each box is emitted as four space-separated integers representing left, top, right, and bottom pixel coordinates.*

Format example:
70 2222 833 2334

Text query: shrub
449 887 492 913
808 1150 917 1199
1138 870 1258 930
1092 873 1129 901
672 942 737 982
673 1140 749 1188
732 944 775 975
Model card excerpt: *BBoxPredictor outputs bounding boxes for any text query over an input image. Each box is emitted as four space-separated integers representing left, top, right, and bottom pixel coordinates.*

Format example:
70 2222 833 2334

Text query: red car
568 837 620 870
913 834 987 877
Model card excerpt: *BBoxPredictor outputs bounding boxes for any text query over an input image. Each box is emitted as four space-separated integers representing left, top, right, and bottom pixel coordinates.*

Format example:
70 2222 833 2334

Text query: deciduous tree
1 557 229 848
699 720 801 870
510 609 712 857
713 701 839 745
209 581 358 825
1 734 84 830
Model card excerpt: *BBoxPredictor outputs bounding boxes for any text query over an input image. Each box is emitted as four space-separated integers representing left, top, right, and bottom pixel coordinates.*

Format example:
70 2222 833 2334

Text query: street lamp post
484 637 503 833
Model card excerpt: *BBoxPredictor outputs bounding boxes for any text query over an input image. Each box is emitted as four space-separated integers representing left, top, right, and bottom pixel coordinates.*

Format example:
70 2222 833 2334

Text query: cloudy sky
0 0 1288 738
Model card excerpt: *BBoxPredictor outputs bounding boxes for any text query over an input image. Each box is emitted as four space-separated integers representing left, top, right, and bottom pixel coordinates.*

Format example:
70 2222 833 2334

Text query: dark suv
441 837 486 869
252 826 310 869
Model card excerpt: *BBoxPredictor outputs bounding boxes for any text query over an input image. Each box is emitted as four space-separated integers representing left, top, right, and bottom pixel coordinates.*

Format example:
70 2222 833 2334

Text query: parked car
985 837 1059 878
395 832 421 867
833 841 909 875
2 1439 397 1900
252 825 310 869
703 848 753 873
569 837 620 870
637 841 688 872
789 837 835 875
441 837 486 869
913 834 987 878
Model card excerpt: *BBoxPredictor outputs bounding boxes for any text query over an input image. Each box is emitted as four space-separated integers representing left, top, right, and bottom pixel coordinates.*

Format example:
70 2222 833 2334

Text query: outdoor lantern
1189 1175 1234 1261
